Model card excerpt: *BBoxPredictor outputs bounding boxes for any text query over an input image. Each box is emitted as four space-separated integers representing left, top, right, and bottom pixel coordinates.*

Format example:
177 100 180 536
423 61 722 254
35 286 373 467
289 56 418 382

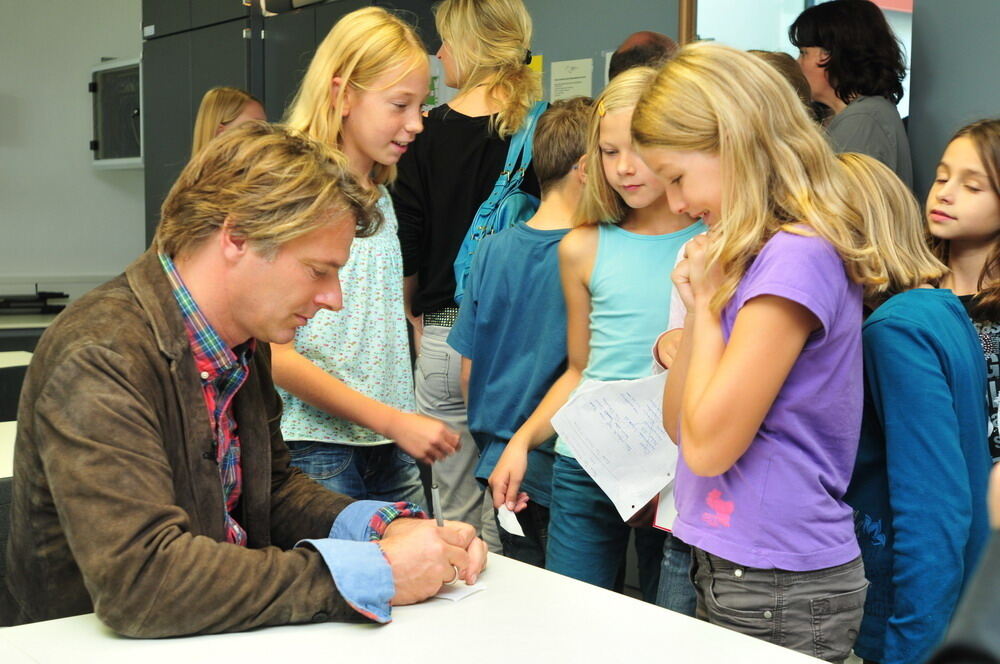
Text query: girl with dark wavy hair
790 0 913 187
927 118 1000 464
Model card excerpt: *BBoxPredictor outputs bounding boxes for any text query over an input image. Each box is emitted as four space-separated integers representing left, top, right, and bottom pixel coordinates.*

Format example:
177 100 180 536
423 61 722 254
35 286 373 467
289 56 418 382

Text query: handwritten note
552 373 678 521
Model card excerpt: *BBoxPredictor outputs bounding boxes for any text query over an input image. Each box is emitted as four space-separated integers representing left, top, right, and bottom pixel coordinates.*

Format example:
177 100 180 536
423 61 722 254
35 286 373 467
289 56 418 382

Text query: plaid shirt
159 253 251 546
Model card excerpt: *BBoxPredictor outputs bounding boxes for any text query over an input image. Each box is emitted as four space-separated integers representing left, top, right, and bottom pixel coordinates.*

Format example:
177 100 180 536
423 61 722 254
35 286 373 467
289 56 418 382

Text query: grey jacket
3 249 360 636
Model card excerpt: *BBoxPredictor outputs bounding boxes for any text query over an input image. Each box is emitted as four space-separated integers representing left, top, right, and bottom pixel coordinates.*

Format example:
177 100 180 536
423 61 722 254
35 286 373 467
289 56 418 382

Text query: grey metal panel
375 0 440 53
526 0 680 99
142 0 192 39
908 0 1000 201
192 0 250 29
315 0 370 41
142 31 193 244
189 19 252 116
264 7 318 122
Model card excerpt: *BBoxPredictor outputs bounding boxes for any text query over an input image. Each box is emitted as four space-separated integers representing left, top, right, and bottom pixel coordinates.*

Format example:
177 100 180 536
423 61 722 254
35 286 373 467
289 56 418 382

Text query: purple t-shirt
673 230 863 571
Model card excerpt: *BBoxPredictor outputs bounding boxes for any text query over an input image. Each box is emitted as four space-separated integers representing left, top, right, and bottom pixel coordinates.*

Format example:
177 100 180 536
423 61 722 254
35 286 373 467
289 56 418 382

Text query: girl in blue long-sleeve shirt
842 153 992 664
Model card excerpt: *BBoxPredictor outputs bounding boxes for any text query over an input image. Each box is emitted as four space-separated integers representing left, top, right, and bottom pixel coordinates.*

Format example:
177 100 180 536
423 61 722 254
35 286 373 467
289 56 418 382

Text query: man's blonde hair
284 6 426 184
575 66 657 226
190 86 261 157
156 122 380 259
435 0 541 138
631 42 886 312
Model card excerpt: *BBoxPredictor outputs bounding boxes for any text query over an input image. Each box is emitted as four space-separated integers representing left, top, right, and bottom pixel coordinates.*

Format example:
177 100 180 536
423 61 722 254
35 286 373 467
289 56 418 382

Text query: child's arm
488 227 596 510
402 275 422 349
864 318 987 664
676 235 817 476
460 357 471 405
270 342 459 463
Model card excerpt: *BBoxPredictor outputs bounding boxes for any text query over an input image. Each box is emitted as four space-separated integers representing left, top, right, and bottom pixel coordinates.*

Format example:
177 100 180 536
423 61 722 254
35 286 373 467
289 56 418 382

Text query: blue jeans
546 454 665 603
656 532 697 616
285 440 426 506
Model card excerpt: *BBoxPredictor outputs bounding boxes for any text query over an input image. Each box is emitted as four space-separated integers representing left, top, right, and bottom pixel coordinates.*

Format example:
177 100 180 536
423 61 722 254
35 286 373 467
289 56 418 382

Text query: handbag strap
500 101 547 180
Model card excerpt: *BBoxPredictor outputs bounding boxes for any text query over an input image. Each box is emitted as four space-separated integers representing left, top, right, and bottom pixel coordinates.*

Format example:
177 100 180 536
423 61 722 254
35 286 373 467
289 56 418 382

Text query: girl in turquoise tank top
488 67 704 605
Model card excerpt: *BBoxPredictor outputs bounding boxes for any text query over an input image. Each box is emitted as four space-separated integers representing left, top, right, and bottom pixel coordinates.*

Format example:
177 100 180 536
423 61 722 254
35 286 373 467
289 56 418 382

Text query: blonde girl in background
275 7 459 506
393 0 541 544
633 42 885 661
190 86 266 156
489 66 704 605
927 119 1000 464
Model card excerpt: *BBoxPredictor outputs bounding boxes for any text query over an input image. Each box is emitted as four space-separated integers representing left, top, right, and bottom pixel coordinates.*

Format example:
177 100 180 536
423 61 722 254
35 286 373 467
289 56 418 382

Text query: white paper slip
432 582 487 602
552 372 678 522
653 481 679 532
496 505 525 537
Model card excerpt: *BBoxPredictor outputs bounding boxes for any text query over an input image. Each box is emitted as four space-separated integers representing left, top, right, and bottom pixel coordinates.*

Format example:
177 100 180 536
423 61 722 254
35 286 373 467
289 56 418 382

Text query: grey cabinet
142 15 251 242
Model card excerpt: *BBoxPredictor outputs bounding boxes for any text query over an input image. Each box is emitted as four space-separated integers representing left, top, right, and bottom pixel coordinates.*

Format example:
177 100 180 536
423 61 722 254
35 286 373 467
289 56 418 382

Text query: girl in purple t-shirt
632 43 888 662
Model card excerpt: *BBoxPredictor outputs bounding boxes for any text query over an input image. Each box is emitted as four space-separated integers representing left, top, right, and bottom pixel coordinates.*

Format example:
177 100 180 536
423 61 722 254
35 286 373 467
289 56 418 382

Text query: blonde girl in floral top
276 7 459 502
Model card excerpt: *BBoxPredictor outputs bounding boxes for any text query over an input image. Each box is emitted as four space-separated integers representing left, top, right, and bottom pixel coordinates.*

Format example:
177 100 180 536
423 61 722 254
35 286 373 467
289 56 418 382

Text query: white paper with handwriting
552 372 677 522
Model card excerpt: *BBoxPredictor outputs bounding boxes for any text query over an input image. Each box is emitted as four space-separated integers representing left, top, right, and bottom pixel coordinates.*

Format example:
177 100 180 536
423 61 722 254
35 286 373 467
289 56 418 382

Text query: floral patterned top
278 186 415 445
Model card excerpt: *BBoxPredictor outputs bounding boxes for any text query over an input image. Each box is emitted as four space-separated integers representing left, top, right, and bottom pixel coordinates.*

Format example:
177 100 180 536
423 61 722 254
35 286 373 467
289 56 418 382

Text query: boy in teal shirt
448 98 592 566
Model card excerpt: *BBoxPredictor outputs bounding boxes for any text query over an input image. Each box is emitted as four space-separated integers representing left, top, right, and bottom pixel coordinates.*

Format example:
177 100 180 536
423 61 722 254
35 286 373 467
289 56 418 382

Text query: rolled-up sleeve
298 501 427 623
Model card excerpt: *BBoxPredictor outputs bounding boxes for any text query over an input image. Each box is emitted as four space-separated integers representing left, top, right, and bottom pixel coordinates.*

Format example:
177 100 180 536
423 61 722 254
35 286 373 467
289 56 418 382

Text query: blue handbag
453 101 547 304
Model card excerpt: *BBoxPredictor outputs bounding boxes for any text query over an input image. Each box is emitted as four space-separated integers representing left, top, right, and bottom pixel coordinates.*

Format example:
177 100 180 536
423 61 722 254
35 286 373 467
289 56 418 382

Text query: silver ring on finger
444 564 460 586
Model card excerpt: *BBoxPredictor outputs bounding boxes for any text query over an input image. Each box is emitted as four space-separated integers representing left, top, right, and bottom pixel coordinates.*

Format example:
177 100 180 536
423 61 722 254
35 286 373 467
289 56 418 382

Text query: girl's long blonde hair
284 6 426 185
631 42 885 312
435 0 541 138
837 152 946 303
191 87 260 157
575 66 658 226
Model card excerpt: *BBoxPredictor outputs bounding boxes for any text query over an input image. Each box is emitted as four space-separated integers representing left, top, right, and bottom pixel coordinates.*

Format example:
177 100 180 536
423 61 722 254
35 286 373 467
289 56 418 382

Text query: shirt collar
158 253 254 380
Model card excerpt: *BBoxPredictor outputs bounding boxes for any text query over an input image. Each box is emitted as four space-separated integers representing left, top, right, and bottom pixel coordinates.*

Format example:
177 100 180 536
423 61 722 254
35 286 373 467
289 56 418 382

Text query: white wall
0 0 144 301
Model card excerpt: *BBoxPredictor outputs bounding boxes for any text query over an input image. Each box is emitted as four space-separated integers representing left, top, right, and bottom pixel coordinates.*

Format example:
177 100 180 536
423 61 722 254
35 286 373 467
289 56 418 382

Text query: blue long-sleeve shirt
846 289 992 664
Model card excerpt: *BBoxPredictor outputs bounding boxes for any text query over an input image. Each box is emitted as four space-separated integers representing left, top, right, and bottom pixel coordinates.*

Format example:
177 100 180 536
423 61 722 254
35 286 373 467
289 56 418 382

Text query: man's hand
380 518 488 605
385 411 460 463
489 439 530 511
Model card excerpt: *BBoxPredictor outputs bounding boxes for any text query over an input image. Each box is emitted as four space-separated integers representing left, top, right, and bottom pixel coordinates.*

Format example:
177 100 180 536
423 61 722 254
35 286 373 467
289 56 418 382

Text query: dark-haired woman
790 0 912 187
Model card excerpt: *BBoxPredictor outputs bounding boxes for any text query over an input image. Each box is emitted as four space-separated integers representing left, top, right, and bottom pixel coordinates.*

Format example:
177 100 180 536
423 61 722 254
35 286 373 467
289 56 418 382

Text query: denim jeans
655 532 697 616
691 547 868 663
414 325 500 551
285 440 426 506
546 454 665 603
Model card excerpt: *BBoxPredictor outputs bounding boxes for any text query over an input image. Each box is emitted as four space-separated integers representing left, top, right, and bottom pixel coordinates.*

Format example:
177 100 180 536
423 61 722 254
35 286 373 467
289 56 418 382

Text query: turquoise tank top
556 220 705 457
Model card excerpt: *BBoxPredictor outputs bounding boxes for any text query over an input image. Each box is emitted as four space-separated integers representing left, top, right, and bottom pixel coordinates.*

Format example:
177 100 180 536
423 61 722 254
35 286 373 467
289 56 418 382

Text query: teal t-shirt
556 220 705 457
448 223 570 506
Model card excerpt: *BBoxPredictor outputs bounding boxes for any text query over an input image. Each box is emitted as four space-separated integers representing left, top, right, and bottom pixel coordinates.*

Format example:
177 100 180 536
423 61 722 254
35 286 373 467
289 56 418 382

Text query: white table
0 352 31 370
1 420 15 479
0 555 819 663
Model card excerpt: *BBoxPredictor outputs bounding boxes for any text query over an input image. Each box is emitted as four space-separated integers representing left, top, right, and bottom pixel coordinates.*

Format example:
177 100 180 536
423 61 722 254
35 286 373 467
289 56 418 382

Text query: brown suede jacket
3 249 361 636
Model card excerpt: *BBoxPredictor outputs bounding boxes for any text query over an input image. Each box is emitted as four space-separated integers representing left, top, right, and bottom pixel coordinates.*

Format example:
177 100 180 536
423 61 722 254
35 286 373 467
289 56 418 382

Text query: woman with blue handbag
394 0 545 548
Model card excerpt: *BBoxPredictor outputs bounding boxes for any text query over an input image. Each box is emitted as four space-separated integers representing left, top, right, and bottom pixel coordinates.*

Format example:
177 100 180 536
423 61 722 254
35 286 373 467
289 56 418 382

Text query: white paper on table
496 505 525 537
432 582 487 602
653 481 678 532
551 372 678 522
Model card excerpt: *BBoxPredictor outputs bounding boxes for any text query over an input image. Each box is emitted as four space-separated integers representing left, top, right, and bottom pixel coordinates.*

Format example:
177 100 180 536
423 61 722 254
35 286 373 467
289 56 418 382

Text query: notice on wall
550 58 593 101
